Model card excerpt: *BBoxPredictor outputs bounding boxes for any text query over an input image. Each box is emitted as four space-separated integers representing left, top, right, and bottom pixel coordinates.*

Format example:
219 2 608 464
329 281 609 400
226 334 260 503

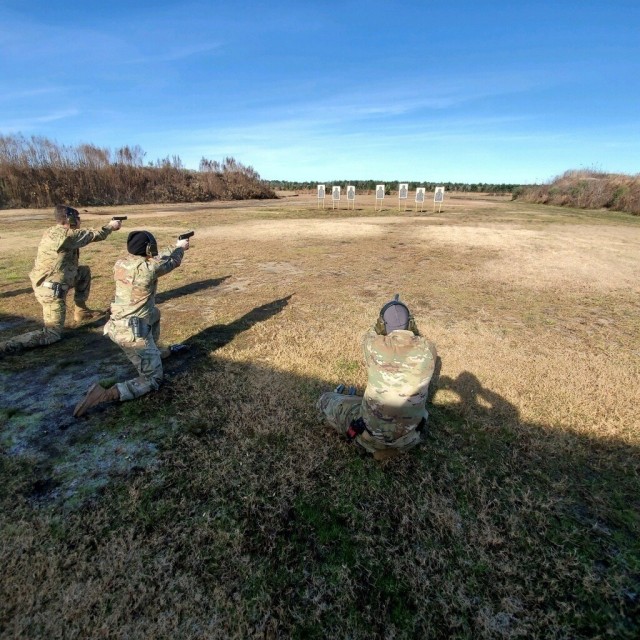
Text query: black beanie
127 231 157 257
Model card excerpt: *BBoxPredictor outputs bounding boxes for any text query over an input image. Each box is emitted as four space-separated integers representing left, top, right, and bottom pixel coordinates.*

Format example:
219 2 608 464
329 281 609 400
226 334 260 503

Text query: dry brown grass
1 194 639 638
515 169 640 216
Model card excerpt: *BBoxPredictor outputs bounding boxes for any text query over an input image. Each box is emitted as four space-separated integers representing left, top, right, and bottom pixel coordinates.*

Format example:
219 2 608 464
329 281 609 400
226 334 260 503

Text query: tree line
0 134 275 209
267 179 522 194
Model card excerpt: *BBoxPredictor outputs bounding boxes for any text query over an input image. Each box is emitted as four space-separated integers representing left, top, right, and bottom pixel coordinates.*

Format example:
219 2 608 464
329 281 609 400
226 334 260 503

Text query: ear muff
144 232 158 257
66 208 80 228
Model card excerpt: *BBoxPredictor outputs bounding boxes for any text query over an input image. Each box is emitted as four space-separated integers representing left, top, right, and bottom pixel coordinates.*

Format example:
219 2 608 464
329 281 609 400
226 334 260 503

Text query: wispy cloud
0 109 80 133
129 42 222 64
0 87 64 103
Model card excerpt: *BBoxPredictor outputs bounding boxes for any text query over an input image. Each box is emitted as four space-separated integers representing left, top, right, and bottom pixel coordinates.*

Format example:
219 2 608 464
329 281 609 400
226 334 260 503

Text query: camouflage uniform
318 328 437 455
0 224 113 352
103 247 184 401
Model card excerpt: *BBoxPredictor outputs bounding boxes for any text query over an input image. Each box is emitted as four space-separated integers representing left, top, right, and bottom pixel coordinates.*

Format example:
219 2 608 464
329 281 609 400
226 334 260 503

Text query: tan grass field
1 194 639 638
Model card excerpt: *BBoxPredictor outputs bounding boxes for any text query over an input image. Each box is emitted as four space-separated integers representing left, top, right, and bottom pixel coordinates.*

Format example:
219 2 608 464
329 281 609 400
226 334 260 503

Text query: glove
408 316 420 336
374 316 386 335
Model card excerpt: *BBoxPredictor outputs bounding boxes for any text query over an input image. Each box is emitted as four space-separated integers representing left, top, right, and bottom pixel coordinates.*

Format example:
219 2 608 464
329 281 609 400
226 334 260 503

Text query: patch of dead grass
1 196 639 638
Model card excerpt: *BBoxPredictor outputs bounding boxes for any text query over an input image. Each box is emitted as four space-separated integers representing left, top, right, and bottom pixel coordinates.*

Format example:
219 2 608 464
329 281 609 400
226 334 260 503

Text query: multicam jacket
361 328 436 445
109 248 184 321
29 224 113 287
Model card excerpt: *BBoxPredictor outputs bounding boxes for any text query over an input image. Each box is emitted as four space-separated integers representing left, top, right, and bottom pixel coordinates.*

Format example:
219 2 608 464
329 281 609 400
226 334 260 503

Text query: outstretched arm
152 238 189 278
59 219 121 249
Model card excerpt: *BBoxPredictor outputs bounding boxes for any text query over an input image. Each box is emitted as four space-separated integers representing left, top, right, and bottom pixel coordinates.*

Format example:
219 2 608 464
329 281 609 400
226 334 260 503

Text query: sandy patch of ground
420 224 640 291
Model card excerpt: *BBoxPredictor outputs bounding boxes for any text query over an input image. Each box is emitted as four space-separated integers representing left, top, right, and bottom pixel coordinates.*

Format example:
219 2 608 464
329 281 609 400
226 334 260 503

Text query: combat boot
73 303 105 324
73 383 120 417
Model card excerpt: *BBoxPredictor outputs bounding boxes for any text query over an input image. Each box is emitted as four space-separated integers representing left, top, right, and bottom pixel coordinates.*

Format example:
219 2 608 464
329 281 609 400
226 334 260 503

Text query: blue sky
1 0 638 183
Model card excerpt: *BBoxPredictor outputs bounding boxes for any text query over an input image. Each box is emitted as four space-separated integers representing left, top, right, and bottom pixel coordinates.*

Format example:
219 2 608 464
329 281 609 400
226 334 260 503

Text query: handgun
178 230 195 240
112 216 128 221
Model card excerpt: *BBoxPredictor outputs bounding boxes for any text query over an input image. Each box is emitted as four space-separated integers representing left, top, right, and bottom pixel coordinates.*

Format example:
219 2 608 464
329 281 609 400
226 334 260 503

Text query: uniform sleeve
150 247 184 278
59 226 113 250
362 327 378 366
416 336 437 378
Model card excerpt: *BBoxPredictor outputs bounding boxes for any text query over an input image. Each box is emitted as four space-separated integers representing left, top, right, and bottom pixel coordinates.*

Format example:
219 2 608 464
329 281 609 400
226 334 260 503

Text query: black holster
346 417 367 441
128 316 149 339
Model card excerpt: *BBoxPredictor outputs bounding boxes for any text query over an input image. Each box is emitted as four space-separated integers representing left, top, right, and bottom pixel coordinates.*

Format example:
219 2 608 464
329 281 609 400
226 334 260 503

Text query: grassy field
1 194 639 638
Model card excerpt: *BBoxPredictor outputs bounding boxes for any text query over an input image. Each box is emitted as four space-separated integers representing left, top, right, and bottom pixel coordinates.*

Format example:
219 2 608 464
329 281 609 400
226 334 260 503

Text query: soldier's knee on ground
42 326 62 344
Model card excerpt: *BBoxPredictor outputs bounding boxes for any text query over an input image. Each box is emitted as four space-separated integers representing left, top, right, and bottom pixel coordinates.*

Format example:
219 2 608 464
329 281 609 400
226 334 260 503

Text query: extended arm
152 247 185 278
59 219 120 250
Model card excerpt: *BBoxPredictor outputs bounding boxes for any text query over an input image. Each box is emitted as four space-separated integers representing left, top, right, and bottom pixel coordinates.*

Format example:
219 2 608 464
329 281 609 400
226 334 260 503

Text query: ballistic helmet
378 294 411 334
127 230 158 257
55 204 80 228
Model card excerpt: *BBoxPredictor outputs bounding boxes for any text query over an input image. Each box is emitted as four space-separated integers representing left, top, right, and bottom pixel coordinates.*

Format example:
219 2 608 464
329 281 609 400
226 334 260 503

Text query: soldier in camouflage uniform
0 205 122 354
73 230 190 417
317 296 439 460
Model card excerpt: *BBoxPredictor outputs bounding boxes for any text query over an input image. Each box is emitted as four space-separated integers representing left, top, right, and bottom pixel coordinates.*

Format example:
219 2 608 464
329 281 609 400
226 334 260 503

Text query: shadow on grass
0 275 234 357
0 295 293 499
162 295 293 379
187 294 291 352
437 371 520 422
156 276 231 304
0 286 32 299
1 304 638 638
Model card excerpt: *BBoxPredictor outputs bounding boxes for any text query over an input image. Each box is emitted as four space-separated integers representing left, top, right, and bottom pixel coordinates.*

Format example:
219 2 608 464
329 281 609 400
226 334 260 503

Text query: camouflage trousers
317 392 423 455
0 266 92 353
104 312 164 402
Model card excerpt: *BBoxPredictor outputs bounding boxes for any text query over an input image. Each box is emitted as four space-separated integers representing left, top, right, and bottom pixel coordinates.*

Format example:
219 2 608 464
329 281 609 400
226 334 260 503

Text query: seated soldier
317 296 439 460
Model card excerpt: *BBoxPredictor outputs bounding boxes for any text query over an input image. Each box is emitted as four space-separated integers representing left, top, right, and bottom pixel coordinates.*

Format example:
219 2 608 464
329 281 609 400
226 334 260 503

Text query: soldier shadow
165 294 293 376
55 276 234 353
434 371 520 423
426 370 637 517
156 276 231 304
3 319 639 611
0 286 33 299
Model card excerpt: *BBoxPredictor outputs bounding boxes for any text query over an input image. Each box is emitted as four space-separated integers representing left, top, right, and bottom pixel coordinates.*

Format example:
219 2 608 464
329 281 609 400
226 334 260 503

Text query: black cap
127 230 158 257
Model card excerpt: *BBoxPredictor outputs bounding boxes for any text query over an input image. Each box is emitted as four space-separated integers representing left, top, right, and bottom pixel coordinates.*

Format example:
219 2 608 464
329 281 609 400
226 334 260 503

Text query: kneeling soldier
73 230 190 417
0 205 122 354
317 296 439 460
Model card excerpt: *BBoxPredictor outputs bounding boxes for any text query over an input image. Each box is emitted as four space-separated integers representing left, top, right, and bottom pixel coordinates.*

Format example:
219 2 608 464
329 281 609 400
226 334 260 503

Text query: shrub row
513 170 640 216
0 134 275 208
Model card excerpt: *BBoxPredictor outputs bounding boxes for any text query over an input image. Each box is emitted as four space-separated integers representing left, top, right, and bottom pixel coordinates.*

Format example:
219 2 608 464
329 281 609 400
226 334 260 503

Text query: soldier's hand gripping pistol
109 216 127 231
177 230 194 250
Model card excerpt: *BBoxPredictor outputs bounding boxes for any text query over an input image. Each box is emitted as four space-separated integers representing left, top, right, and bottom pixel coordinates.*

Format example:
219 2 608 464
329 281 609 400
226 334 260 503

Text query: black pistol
178 230 195 240
112 216 128 221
